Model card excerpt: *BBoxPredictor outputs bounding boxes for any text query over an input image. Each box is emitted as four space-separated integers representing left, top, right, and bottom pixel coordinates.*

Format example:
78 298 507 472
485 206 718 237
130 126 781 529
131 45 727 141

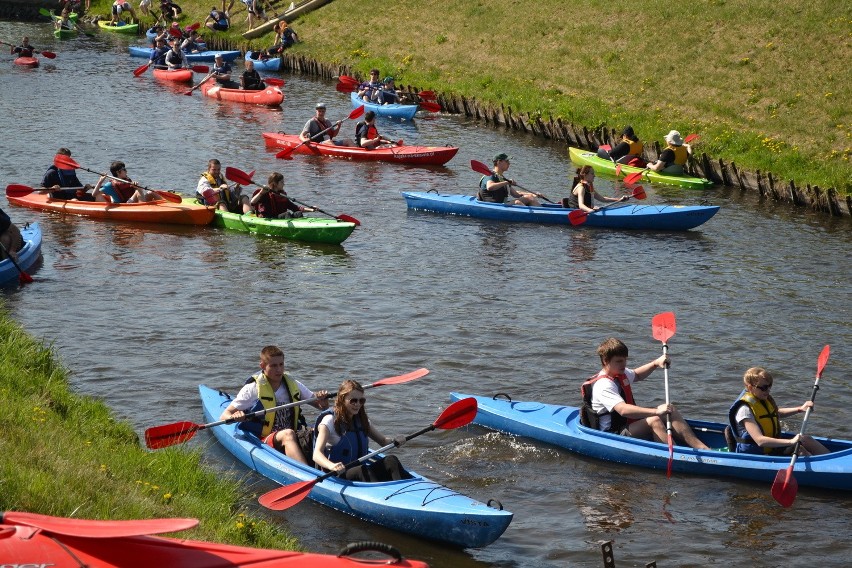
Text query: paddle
418 100 441 113
144 368 428 449
2 511 199 538
133 61 153 77
418 90 436 100
263 77 285 87
52 155 182 203
224 167 361 226
6 183 92 199
684 133 699 144
184 70 215 95
566 185 647 225
597 144 623 177
771 345 831 508
275 106 365 160
651 312 677 478
257 397 477 511
469 159 555 203
0 239 33 284
0 39 56 59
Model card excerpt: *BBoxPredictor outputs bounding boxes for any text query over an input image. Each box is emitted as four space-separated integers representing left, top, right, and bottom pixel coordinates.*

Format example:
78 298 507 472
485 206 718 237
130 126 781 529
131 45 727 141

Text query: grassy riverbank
0 306 297 549
87 0 851 195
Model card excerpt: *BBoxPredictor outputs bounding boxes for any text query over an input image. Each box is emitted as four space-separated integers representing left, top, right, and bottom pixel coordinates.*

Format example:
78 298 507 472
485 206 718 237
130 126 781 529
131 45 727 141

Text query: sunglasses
347 397 366 405
754 384 771 392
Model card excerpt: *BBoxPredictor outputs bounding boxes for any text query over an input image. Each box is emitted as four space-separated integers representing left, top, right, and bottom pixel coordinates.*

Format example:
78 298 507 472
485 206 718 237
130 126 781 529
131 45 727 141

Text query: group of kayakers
596 125 694 175
219 345 410 481
356 68 398 105
581 337 829 456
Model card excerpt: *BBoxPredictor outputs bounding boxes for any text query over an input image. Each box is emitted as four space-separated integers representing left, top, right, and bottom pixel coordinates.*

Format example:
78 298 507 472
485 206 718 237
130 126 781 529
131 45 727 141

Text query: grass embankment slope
92 0 851 194
0 308 297 549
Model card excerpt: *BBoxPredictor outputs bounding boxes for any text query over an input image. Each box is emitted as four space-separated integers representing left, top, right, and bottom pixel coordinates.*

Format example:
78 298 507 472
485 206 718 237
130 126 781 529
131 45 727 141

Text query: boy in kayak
149 37 169 68
196 158 252 213
165 39 187 69
249 172 315 219
219 346 329 464
728 367 829 456
41 148 95 201
11 37 34 58
355 111 397 149
357 69 383 103
581 338 709 450
91 161 157 203
646 130 692 174
240 58 265 90
477 153 540 206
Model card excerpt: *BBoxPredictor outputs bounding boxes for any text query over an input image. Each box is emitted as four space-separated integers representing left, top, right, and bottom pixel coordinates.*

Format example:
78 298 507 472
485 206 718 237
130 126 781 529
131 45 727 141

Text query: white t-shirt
734 404 755 438
230 378 315 411
590 369 637 432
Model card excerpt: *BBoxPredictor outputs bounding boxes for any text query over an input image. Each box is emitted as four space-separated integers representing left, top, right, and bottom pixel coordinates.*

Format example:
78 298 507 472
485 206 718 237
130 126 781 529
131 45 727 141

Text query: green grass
87 0 852 193
0 306 298 549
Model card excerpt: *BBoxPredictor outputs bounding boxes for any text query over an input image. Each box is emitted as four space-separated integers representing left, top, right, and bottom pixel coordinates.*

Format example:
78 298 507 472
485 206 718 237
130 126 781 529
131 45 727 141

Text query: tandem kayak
192 199 357 244
450 393 852 491
200 385 513 548
568 147 714 190
0 511 430 568
350 92 418 121
7 192 214 226
200 82 284 106
128 46 241 62
97 21 139 34
13 56 38 67
152 67 193 83
262 133 459 166
402 192 719 231
246 51 282 71
0 223 42 285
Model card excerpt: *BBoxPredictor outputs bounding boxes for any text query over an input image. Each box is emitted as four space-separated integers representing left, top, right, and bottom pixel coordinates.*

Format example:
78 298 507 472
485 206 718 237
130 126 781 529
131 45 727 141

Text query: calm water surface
2 22 851 567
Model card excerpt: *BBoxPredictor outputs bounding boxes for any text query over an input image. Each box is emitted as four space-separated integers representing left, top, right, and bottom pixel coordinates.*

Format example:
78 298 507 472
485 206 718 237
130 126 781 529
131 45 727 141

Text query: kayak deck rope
383 480 462 506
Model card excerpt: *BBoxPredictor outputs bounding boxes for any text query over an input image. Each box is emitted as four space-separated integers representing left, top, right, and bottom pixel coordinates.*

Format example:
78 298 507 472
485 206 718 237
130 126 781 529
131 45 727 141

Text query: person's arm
485 175 513 193
613 400 671 421
742 418 800 449
778 400 812 418
312 423 345 473
219 402 247 422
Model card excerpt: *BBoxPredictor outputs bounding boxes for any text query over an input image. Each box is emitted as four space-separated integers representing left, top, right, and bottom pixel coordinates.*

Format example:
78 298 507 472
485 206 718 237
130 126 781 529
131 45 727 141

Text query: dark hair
364 110 376 121
57 148 71 156
260 345 283 362
597 338 629 365
267 172 284 186
109 161 126 176
207 158 221 168
332 379 370 435
573 165 594 188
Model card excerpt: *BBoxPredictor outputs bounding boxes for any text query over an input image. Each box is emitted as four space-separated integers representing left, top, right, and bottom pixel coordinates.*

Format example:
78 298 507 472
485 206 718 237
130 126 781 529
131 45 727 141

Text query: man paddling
299 103 355 147
41 148 95 201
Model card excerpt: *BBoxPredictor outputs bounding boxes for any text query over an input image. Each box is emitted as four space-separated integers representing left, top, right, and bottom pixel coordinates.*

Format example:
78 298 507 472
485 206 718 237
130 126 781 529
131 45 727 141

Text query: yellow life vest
669 144 688 166
251 371 303 438
730 392 779 454
627 140 644 156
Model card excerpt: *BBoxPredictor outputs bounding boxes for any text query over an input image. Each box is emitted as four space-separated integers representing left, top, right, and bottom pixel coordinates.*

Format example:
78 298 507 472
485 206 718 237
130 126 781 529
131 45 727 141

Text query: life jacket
626 139 644 156
580 371 636 432
564 180 593 209
0 209 11 234
669 144 688 166
251 188 295 218
354 122 378 147
477 173 508 202
315 409 369 463
237 372 305 438
101 180 136 203
728 391 780 454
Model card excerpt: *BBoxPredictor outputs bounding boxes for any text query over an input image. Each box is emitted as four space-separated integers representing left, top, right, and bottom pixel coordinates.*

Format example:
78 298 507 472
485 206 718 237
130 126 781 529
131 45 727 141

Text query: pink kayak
13 56 39 67
201 82 284 106
152 68 193 83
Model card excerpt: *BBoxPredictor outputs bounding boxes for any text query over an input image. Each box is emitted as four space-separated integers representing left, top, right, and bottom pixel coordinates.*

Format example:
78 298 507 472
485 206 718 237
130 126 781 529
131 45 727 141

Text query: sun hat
665 130 684 145
493 153 512 163
315 102 326 109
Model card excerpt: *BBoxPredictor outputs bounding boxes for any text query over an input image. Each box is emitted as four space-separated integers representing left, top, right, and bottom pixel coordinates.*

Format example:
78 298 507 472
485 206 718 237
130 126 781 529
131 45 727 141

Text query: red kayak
0 511 430 568
201 82 284 106
262 133 459 166
153 67 193 83
13 56 39 67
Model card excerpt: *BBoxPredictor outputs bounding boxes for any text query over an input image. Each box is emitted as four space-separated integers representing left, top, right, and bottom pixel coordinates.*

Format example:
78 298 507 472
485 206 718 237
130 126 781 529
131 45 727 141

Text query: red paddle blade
684 133 699 144
19 271 34 284
6 184 36 197
419 101 441 113
224 166 254 186
623 171 645 185
336 214 361 226
615 164 622 176
275 147 295 159
632 186 647 200
264 77 285 87
191 65 208 73
599 145 611 152
349 105 366 120
567 209 588 226
133 62 150 77
418 90 436 100
259 479 316 511
153 190 183 203
41 50 57 59
53 154 80 170
652 312 676 344
144 421 200 449
188 22 201 31
470 159 492 177
335 82 356 93
168 26 182 37
666 437 674 478
337 74 359 85
434 397 477 430
771 467 798 507
371 368 428 387
816 345 830 378
2 512 199 538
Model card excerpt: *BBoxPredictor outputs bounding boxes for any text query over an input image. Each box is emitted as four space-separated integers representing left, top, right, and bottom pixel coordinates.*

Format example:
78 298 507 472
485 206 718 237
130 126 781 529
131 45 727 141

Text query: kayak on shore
128 46 241 63
402 192 719 231
0 223 41 285
450 393 852 491
569 147 714 190
246 51 282 71
262 133 459 166
6 191 213 226
97 21 139 34
0 511 430 568
200 82 284 106
200 385 513 548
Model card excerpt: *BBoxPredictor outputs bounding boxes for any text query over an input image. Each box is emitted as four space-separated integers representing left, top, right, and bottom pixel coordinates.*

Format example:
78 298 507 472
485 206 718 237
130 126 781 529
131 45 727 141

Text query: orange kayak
0 511 430 568
6 192 213 226
201 82 284 106
152 68 193 83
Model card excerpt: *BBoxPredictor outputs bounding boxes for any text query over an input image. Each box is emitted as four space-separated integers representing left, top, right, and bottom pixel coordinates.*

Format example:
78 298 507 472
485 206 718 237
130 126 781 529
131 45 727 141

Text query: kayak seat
723 425 737 452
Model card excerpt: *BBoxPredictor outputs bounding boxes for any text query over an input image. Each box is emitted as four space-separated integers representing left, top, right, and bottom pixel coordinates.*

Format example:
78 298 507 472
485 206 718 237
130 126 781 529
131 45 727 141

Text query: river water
2 21 851 567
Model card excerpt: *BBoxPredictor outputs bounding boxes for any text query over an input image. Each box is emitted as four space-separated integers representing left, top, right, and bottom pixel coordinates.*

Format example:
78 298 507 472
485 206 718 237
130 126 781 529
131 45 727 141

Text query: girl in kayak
249 172 315 219
477 153 540 206
563 165 628 212
313 379 411 482
646 130 692 174
728 367 829 456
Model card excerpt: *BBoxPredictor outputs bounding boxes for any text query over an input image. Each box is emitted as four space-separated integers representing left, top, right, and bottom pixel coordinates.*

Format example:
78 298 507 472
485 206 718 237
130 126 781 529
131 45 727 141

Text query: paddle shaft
786 361 824 466
470 160 553 203
277 121 342 158
186 71 215 94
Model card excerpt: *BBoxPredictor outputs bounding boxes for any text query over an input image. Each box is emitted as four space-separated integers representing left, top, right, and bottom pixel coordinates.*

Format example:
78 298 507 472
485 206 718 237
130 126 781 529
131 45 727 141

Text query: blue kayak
200 385 512 548
450 393 852 491
0 222 41 285
402 192 719 231
246 51 282 71
350 91 418 120
128 46 241 62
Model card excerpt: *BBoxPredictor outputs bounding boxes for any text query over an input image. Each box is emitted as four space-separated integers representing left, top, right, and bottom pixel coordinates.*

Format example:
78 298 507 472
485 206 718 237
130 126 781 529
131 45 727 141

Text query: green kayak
568 147 713 190
97 20 139 34
53 27 76 39
183 199 356 244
